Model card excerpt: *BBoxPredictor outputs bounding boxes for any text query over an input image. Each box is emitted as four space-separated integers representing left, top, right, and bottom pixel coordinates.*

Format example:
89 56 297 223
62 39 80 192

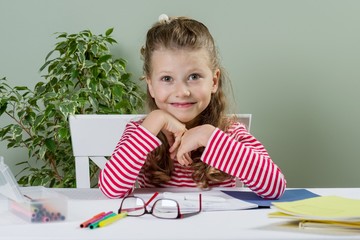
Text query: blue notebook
222 189 319 208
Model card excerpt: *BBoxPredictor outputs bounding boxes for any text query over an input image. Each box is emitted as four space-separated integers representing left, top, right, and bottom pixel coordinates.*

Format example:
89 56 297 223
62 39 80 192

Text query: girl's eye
189 74 200 81
161 76 172 82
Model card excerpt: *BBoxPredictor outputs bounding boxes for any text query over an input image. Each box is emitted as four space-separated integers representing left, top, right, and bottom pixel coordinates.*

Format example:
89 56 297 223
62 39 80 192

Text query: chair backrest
69 113 252 188
234 114 252 132
69 114 145 188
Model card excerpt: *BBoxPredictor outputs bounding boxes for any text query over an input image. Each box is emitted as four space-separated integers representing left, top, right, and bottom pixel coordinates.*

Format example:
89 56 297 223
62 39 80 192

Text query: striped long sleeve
98 122 161 198
202 122 286 199
99 121 286 199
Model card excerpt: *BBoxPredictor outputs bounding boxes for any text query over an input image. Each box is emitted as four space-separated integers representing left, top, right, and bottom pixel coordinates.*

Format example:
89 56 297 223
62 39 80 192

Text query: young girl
98 15 286 199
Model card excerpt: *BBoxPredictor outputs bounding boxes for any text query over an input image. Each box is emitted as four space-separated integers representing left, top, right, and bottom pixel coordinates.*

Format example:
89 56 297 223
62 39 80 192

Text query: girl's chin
172 116 191 123
173 115 199 126
164 109 200 124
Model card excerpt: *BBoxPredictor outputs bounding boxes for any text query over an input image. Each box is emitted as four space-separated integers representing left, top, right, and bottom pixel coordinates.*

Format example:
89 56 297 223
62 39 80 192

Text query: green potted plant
0 28 144 187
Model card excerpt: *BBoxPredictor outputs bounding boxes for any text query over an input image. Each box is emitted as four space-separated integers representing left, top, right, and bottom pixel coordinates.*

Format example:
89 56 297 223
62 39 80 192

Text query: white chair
69 114 252 188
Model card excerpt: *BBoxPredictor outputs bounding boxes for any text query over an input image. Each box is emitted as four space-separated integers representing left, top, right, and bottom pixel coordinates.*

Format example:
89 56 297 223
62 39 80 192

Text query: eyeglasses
118 192 202 219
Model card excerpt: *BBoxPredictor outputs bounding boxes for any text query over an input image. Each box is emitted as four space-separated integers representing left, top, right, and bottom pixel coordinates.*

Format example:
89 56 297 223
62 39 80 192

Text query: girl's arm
98 122 161 198
98 110 187 198
201 122 286 199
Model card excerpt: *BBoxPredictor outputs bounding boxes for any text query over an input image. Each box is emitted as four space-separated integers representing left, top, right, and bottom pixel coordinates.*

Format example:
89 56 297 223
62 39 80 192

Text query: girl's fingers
184 153 193 164
169 130 186 156
169 135 181 153
177 153 192 166
178 155 188 166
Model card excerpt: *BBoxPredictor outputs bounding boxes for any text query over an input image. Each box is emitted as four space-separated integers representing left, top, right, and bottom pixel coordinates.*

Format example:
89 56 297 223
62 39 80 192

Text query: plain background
1 0 359 188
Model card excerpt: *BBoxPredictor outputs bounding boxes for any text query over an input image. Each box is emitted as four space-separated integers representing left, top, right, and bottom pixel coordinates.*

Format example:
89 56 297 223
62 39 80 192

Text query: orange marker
80 212 106 228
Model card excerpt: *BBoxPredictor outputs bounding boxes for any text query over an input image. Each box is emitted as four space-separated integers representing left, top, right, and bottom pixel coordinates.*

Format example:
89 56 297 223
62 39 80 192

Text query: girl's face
146 48 220 124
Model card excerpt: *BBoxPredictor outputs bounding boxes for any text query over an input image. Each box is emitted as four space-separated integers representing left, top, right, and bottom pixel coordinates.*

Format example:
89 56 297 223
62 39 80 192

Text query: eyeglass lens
120 197 146 216
152 199 179 218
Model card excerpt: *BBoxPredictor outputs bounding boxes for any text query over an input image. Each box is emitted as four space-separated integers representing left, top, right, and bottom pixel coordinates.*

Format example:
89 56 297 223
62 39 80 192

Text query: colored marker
99 212 128 228
87 211 113 228
80 212 106 228
89 212 116 229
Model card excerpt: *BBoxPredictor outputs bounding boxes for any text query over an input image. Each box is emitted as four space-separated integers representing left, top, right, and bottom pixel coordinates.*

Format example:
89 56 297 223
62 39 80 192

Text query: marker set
80 211 128 229
1 157 68 223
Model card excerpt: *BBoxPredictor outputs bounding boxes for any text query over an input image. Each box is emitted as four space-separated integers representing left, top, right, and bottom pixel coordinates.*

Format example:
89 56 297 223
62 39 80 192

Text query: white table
1 188 360 240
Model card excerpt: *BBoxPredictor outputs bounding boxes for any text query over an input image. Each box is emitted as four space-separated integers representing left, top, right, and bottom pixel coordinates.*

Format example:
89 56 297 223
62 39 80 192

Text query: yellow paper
271 196 360 221
269 211 360 227
299 220 360 229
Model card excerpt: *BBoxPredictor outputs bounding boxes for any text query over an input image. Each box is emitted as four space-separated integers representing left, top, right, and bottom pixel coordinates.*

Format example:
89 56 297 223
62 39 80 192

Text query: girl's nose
175 83 191 97
176 88 191 97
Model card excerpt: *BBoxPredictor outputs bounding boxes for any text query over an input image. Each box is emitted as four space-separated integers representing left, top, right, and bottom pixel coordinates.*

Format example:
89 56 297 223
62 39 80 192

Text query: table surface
1 187 360 240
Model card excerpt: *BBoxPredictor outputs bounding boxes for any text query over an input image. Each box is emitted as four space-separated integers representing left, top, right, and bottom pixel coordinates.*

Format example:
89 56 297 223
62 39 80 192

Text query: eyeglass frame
118 192 202 219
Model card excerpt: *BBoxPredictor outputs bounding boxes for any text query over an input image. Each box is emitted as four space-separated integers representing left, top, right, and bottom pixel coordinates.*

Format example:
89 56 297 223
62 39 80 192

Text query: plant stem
5 111 33 147
45 152 62 182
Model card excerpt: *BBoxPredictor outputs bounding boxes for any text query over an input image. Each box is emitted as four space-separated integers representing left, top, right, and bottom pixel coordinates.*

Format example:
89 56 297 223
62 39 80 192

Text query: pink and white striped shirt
98 121 286 199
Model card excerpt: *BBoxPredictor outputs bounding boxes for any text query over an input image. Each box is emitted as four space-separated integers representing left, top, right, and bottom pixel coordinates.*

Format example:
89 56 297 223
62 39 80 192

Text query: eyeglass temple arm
145 192 159 207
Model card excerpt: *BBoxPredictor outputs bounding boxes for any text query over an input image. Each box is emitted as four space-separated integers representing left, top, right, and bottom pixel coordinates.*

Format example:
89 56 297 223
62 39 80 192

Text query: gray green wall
1 0 359 187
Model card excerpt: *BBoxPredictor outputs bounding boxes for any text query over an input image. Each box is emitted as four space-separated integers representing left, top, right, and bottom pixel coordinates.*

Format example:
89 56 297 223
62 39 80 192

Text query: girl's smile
170 102 196 108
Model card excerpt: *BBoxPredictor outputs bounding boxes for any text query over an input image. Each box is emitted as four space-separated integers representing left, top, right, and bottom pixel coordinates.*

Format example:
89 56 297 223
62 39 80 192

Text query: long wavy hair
140 16 232 188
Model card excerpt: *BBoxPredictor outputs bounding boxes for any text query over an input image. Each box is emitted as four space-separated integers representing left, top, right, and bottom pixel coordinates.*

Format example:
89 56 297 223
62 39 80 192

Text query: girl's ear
146 77 155 98
211 69 220 93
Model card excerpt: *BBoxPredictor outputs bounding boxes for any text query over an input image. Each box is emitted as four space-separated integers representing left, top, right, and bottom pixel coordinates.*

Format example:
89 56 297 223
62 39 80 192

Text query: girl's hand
141 110 190 164
176 124 216 165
